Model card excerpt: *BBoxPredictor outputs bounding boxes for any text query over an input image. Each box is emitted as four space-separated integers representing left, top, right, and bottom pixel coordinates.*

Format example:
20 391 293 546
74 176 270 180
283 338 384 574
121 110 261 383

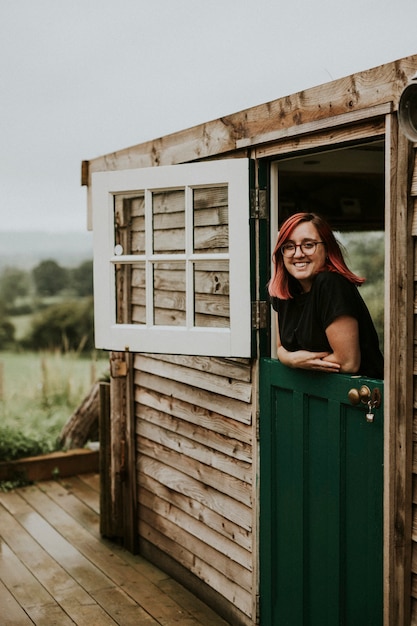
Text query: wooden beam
84 55 417 179
384 113 414 626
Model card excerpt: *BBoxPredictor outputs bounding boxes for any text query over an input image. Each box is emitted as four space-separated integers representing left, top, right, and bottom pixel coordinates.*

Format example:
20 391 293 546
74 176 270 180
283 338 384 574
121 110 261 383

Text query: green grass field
0 351 109 459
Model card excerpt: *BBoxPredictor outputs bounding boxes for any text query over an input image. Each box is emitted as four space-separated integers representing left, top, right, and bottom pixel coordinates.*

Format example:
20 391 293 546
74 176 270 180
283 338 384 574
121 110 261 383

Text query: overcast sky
1 0 417 233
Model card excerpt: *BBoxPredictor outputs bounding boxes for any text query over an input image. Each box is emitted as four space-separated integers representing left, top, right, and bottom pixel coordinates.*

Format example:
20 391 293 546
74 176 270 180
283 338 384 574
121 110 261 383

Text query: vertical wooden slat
99 381 112 537
122 351 138 554
384 113 414 626
110 351 129 541
108 351 137 550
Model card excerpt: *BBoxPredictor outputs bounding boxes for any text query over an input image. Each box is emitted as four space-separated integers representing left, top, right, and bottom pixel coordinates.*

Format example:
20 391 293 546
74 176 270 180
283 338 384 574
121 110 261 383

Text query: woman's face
282 221 327 292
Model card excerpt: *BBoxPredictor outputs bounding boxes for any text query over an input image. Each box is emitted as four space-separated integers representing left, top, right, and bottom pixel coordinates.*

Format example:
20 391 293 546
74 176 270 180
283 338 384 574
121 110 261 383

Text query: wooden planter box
0 448 99 483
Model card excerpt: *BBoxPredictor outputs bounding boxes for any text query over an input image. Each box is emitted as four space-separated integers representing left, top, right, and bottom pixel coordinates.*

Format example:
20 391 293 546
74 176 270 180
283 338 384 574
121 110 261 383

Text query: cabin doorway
260 140 385 625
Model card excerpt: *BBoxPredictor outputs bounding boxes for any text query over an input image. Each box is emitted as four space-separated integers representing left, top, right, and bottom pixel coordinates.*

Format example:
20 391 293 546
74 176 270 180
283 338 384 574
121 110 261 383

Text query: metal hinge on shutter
255 593 260 624
250 188 267 219
252 300 268 329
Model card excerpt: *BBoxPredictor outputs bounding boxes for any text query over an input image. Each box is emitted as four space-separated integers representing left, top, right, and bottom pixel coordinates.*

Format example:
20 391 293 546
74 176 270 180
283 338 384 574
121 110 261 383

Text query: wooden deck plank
60 473 101 513
21 485 214 626
0 489 161 624
39 477 100 535
0 492 131 624
158 578 236 626
0 578 34 625
0 538 76 625
0 477 231 625
78 471 100 492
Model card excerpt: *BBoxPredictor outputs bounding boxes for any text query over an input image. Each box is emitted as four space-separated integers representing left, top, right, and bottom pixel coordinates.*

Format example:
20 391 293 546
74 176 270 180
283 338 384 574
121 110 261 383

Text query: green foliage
23 297 94 353
69 259 93 297
0 266 30 309
0 426 52 461
339 231 385 349
32 259 68 296
0 351 109 462
0 477 33 492
0 318 15 349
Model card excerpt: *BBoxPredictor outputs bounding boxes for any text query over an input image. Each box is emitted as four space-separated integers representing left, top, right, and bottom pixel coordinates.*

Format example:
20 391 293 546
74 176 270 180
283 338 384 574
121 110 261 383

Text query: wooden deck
0 474 231 625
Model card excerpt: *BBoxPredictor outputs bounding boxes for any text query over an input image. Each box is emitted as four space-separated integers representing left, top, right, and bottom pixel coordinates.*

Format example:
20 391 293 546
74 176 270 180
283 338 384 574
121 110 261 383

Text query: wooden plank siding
0 475 230 626
134 353 256 624
114 186 231 329
410 147 417 624
84 54 417 625
85 57 416 179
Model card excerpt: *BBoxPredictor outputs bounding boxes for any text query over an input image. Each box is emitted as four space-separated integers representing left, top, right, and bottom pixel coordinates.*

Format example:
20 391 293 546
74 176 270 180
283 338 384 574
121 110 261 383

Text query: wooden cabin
82 54 417 625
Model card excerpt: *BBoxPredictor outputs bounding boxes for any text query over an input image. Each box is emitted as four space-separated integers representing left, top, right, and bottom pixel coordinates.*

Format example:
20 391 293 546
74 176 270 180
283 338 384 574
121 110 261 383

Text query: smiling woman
280 222 328 293
268 212 384 378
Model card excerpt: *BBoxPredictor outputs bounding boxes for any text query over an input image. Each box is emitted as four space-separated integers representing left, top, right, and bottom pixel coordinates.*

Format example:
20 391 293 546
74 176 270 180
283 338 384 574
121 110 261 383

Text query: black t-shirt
271 271 384 379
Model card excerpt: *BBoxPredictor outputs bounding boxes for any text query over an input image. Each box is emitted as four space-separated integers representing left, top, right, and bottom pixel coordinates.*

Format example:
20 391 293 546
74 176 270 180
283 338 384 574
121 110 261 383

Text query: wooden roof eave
83 54 417 187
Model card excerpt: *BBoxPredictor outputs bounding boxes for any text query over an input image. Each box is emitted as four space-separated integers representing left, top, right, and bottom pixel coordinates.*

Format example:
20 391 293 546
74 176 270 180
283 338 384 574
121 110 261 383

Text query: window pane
115 262 146 324
194 260 230 328
193 186 229 253
153 261 186 326
152 190 185 253
114 194 145 255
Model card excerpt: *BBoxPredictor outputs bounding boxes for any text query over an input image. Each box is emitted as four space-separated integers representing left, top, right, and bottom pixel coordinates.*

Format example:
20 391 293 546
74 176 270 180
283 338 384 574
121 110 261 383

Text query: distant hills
0 231 94 270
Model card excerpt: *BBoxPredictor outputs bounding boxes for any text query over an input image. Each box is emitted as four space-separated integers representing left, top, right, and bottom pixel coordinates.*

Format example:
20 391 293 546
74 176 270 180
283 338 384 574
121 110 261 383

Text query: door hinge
250 188 267 219
255 593 260 624
252 301 268 329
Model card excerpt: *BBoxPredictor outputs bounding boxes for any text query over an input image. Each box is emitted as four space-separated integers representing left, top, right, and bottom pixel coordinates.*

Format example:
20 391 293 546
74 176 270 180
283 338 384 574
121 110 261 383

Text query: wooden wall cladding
133 353 255 620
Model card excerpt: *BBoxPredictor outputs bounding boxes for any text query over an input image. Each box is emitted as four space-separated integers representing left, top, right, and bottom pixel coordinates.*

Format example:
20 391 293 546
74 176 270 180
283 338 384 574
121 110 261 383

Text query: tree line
0 259 95 353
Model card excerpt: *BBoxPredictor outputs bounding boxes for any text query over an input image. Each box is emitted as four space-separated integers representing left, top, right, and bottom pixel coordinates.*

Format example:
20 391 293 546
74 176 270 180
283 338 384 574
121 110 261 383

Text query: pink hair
268 212 365 300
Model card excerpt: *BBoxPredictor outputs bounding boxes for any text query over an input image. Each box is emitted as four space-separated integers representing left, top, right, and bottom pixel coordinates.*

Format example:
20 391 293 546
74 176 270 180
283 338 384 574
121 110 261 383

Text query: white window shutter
92 158 251 357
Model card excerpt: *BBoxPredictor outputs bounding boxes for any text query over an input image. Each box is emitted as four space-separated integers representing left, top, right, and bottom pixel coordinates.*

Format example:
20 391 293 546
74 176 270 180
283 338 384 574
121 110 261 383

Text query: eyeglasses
280 241 325 257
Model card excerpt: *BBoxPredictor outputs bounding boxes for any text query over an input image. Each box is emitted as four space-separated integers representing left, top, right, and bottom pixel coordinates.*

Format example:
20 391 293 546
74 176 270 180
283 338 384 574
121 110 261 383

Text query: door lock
348 385 381 423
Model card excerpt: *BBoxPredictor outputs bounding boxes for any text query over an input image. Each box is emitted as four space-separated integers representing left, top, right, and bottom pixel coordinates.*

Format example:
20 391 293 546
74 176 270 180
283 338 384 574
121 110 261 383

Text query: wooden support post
99 381 112 538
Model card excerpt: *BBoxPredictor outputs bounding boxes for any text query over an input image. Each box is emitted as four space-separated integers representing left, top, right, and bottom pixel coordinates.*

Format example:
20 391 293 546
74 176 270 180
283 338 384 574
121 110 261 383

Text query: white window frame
92 158 251 357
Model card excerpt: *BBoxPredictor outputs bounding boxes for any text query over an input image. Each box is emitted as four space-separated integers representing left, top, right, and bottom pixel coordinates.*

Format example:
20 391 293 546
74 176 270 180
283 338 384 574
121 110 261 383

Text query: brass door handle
348 385 381 408
348 385 381 423
348 385 372 406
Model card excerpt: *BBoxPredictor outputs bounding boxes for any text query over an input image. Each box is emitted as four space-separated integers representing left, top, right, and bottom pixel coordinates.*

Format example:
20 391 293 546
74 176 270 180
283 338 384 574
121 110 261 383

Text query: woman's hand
277 346 341 372
275 313 360 374
275 316 341 372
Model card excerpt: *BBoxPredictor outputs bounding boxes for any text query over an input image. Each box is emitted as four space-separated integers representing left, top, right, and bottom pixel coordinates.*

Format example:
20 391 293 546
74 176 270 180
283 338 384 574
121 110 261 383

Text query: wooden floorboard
0 474 230 626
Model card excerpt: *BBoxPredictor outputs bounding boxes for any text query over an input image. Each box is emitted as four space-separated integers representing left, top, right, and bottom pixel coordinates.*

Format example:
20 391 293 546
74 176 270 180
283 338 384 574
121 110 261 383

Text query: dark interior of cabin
277 140 385 232
276 139 385 347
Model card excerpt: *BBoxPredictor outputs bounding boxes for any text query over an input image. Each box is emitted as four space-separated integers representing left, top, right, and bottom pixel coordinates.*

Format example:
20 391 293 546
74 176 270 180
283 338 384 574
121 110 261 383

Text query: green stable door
260 359 383 625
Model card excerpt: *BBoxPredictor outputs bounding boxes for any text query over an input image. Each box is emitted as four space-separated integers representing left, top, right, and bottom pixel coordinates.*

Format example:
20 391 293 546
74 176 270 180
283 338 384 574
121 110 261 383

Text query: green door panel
260 358 383 626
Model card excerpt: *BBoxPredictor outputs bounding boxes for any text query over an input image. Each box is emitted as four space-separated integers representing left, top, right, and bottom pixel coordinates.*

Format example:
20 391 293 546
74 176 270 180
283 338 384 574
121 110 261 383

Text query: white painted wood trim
92 159 251 357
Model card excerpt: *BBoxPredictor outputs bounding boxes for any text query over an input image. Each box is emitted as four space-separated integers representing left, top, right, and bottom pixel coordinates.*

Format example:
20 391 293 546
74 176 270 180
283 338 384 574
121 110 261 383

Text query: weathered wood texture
385 119 415 626
0 449 98 483
85 54 417 624
59 382 100 449
134 353 255 625
85 55 417 179
409 146 417 625
0 475 230 625
103 352 137 554
114 186 230 329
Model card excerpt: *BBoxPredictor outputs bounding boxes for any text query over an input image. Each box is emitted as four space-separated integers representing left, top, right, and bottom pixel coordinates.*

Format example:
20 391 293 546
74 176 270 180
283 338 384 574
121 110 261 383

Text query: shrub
22 297 94 353
0 266 30 310
70 260 93 296
0 426 54 462
0 318 15 349
0 351 109 469
32 260 68 296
